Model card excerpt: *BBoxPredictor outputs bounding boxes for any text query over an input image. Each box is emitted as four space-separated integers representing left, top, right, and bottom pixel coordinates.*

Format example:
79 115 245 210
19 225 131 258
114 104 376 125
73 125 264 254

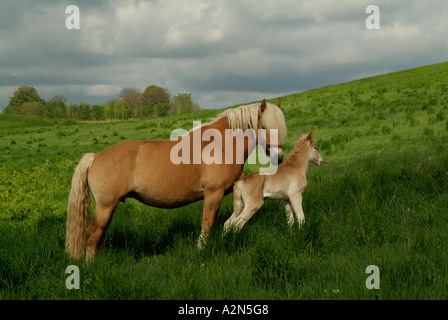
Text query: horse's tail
65 153 95 259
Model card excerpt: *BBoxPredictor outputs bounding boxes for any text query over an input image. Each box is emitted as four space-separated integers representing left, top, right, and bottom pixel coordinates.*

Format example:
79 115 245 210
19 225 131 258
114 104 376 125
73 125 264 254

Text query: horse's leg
223 182 244 233
198 188 225 249
284 200 295 227
97 212 114 251
231 198 263 231
86 204 116 260
289 192 305 226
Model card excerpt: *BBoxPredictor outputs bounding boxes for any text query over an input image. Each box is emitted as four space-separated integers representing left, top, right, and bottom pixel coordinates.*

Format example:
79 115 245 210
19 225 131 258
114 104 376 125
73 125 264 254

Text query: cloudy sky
1 0 447 110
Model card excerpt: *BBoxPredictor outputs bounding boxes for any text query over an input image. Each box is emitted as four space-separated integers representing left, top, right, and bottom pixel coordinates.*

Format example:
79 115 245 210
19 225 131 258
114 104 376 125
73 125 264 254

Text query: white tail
65 153 95 259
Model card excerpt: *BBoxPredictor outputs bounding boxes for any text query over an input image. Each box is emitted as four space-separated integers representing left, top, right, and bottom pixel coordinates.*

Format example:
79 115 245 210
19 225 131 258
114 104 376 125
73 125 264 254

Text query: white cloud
86 84 122 97
79 14 115 55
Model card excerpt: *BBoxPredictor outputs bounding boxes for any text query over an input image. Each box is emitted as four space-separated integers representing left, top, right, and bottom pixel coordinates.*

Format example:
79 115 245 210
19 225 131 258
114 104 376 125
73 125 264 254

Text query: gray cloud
1 0 447 109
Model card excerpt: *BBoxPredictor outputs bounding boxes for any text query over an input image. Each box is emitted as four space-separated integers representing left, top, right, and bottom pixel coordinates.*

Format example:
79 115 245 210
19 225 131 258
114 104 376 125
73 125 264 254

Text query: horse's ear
260 99 267 112
275 98 281 108
307 131 313 141
298 132 304 140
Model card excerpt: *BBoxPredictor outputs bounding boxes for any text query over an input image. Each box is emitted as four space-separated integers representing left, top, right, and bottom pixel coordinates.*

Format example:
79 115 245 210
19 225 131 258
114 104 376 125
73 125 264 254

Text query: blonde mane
285 134 315 165
217 102 287 142
285 139 306 165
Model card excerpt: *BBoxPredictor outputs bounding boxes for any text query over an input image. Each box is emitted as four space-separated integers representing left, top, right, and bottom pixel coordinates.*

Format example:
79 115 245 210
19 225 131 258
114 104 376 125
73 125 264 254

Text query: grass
1 62 448 299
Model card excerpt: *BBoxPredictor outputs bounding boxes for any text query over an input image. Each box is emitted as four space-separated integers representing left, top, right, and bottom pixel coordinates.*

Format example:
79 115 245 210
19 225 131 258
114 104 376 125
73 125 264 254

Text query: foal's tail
65 153 95 259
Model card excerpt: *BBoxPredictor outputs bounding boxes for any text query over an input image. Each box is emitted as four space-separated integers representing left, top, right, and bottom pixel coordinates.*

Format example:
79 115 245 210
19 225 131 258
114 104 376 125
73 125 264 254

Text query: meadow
0 62 447 300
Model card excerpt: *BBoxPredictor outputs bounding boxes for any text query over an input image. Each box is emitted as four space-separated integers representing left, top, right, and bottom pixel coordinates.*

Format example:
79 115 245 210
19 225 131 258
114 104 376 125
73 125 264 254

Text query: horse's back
88 140 204 208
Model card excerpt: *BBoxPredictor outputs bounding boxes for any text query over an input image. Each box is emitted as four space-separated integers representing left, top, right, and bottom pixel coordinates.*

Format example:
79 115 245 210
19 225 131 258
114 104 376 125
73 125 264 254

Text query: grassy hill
0 62 447 300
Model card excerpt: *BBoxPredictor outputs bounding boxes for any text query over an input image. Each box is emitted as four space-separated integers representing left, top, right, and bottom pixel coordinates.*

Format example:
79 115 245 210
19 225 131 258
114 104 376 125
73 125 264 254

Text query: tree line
2 85 200 120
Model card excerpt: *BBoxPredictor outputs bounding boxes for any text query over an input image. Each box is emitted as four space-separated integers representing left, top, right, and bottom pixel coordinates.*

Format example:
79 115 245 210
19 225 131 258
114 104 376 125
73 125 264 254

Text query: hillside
271 61 448 161
0 62 447 299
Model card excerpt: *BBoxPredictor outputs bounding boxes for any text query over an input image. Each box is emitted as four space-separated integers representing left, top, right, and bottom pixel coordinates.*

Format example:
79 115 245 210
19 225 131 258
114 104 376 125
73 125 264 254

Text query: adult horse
66 99 287 260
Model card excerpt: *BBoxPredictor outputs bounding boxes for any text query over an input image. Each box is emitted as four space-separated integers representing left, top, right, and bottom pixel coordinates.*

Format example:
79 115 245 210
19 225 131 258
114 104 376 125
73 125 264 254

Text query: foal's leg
229 176 265 231
198 188 225 249
230 198 263 231
289 192 305 226
223 182 244 232
284 200 295 227
86 204 115 260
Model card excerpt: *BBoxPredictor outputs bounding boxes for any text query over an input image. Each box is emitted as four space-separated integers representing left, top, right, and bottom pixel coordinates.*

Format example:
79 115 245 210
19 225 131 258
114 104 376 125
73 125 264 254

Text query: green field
1 62 447 299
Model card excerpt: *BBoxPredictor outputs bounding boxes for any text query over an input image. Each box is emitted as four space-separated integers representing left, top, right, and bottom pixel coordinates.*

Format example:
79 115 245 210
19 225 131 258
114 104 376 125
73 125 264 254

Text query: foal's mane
284 137 310 165
216 102 288 142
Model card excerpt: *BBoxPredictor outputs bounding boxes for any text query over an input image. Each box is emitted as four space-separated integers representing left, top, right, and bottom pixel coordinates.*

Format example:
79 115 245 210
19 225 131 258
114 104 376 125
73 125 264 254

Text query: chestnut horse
66 99 287 259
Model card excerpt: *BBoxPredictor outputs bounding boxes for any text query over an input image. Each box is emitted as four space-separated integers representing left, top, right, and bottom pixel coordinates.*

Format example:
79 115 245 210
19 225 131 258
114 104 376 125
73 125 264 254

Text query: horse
65 99 287 260
223 132 323 233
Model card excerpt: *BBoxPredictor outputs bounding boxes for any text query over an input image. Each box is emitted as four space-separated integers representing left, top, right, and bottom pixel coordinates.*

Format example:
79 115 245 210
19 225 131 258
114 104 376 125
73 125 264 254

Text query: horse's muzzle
269 149 283 166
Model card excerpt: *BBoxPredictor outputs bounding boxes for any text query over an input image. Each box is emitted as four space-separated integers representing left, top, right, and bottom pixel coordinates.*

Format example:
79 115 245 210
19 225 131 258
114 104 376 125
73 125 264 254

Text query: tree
1 84 199 120
21 101 45 116
45 101 57 118
156 102 170 117
91 104 105 121
105 100 118 120
141 104 155 118
172 93 200 114
5 86 45 114
115 100 132 120
106 99 131 121
67 103 79 120
142 85 171 118
119 88 142 117
46 95 67 118
143 85 170 105
78 102 91 120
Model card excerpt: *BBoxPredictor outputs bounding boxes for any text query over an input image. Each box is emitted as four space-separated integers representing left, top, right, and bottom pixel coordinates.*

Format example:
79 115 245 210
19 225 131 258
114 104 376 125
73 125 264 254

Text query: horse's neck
286 145 310 174
208 116 255 162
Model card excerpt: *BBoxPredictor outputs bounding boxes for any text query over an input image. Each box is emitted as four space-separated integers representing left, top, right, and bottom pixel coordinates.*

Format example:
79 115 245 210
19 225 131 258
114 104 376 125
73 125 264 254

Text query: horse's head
257 98 287 166
299 131 323 166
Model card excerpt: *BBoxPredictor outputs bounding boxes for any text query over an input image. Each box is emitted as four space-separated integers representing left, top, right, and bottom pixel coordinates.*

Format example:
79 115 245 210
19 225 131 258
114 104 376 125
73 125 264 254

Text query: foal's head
298 132 323 166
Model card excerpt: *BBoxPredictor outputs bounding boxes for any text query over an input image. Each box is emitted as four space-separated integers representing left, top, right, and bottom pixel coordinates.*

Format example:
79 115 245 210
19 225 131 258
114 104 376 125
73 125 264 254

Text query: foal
224 132 323 232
